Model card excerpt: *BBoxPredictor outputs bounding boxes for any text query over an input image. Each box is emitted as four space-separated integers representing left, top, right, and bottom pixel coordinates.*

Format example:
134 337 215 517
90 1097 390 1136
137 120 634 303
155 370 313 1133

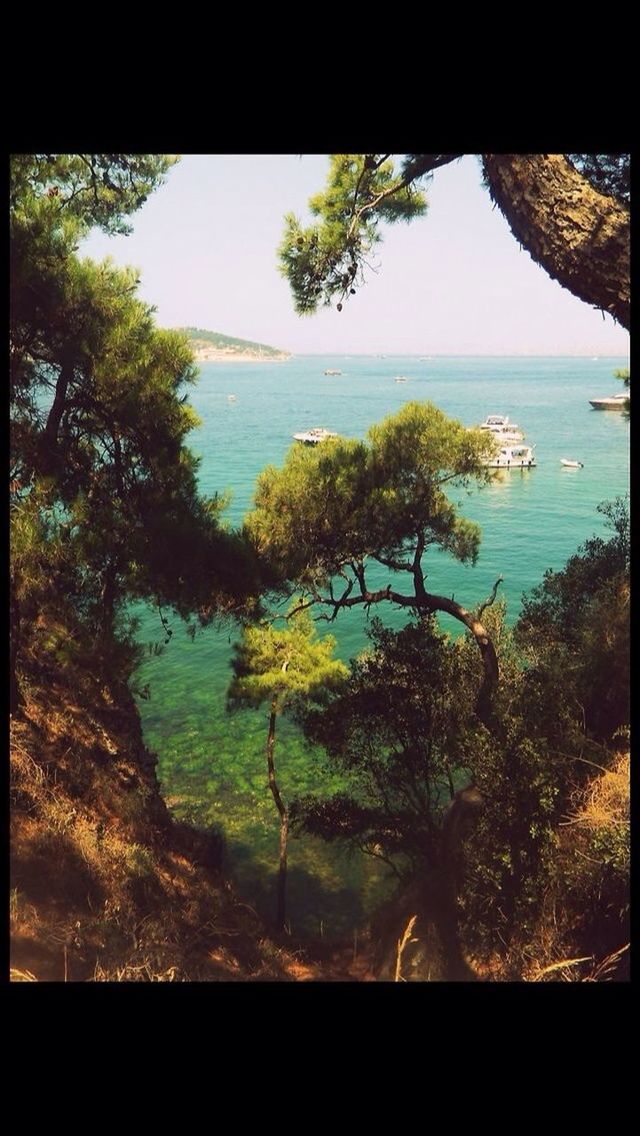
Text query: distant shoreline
194 349 291 363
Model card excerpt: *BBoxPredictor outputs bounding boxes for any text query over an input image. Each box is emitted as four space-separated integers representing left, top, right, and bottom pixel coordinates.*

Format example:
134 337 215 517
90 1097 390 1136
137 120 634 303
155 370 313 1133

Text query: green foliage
10 154 178 235
10 153 261 705
292 616 488 871
247 400 495 589
228 606 348 712
279 154 428 314
516 499 630 743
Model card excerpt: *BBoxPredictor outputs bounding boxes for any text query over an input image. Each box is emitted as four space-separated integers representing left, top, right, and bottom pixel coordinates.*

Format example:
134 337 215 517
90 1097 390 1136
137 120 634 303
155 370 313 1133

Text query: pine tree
228 607 347 930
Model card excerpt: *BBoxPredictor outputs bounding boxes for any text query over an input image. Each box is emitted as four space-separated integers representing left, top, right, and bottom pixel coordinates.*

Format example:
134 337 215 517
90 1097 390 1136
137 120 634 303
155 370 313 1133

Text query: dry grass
10 652 304 982
566 751 629 832
519 753 630 983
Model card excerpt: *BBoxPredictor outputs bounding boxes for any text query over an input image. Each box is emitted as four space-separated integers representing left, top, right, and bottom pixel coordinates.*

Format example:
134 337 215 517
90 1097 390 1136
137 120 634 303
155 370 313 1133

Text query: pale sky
79 154 630 357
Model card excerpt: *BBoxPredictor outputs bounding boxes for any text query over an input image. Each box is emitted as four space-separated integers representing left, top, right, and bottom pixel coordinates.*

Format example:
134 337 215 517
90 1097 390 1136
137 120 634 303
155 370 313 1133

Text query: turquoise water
133 355 629 937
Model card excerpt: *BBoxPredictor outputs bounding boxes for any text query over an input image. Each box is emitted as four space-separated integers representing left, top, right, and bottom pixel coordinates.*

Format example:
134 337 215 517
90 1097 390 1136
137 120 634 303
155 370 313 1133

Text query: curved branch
417 590 499 722
308 577 500 723
482 154 630 329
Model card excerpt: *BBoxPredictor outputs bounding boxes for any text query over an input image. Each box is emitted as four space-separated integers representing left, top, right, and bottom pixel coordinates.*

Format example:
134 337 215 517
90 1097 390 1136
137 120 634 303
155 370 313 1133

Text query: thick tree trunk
482 154 630 330
266 696 289 931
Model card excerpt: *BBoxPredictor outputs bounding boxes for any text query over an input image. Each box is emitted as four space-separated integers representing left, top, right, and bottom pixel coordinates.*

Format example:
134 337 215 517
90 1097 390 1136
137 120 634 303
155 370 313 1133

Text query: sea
132 355 630 938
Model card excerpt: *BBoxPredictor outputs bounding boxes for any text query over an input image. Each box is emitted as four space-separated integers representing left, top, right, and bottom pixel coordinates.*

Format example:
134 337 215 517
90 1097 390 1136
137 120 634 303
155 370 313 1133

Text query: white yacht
477 414 525 442
484 443 536 469
292 428 338 445
588 392 629 410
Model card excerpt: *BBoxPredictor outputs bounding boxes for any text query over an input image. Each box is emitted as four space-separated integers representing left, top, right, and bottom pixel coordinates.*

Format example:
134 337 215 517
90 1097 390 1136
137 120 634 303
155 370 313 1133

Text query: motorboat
395 376 408 383
588 392 629 410
484 443 536 469
477 414 525 442
560 458 583 468
292 428 338 445
324 369 342 376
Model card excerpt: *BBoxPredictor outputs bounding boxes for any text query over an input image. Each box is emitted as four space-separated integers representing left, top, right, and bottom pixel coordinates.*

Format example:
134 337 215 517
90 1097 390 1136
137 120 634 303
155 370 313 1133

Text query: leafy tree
293 616 486 870
227 608 347 930
516 498 630 745
279 153 629 329
293 606 568 975
246 400 501 721
10 154 259 712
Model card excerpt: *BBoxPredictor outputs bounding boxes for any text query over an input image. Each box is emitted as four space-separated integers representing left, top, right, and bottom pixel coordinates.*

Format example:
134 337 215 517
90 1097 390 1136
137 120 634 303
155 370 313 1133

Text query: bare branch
476 574 504 619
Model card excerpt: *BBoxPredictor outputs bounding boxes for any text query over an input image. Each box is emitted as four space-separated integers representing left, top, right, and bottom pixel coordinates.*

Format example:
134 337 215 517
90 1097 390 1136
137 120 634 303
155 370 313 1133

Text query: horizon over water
133 354 629 937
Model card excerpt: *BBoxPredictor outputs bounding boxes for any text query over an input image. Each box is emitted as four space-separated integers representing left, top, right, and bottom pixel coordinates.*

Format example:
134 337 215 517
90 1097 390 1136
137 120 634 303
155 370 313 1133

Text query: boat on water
588 392 629 410
292 428 338 445
477 414 525 442
395 376 408 383
484 443 536 469
324 369 342 376
227 394 237 401
561 458 583 468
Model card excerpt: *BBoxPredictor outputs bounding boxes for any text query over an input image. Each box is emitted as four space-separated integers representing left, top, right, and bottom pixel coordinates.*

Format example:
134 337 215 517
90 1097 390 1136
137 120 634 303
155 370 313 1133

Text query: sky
79 155 630 358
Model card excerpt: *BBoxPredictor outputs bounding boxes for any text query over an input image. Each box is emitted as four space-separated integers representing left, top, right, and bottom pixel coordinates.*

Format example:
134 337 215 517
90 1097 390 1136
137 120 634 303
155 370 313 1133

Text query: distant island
179 327 291 363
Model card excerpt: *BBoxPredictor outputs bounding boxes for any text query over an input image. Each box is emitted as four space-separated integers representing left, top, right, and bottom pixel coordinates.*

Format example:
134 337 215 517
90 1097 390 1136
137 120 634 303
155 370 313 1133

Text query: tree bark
99 560 118 636
482 154 629 330
266 695 288 931
42 358 74 456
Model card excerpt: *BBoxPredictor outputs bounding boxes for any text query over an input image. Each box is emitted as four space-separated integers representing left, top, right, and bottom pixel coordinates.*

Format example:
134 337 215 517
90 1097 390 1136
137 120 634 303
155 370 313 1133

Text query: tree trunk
482 154 630 330
41 358 73 465
436 785 485 980
98 559 118 638
266 695 289 931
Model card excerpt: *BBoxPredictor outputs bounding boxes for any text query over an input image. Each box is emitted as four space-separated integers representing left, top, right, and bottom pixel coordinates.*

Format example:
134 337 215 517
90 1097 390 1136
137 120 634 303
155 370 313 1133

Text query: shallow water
132 355 629 937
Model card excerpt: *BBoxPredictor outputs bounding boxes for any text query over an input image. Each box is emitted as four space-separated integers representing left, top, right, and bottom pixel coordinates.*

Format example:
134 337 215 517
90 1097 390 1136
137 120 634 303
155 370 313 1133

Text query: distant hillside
179 327 291 362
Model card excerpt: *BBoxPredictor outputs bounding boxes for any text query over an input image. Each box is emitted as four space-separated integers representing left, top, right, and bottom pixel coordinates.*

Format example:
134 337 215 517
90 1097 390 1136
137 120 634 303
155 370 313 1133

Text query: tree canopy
228 608 347 928
246 401 501 717
10 154 259 711
279 153 630 330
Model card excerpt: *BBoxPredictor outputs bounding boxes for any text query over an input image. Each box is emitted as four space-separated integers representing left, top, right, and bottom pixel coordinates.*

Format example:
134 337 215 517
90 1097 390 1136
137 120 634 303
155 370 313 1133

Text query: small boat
484 443 536 469
560 459 583 468
395 376 408 383
227 394 237 401
476 414 525 442
324 369 342 376
589 392 629 410
292 428 338 445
